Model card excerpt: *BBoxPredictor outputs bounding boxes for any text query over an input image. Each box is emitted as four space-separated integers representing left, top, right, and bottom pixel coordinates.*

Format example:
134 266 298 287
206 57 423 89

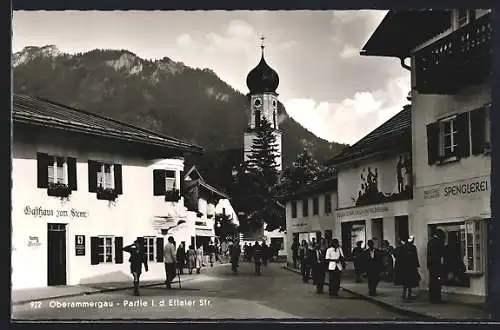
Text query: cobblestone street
12 263 410 320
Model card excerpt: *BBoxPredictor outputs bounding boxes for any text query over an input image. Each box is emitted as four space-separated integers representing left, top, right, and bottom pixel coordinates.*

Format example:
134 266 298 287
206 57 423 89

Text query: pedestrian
253 241 263 275
243 243 248 262
325 239 345 297
230 240 241 273
176 241 186 275
123 238 149 296
311 242 327 294
352 241 364 283
261 241 269 267
208 241 216 267
187 245 196 274
364 239 383 296
299 240 309 282
427 229 445 303
221 241 229 263
393 238 406 286
291 238 299 268
195 244 204 274
381 240 394 282
163 236 177 289
401 236 421 301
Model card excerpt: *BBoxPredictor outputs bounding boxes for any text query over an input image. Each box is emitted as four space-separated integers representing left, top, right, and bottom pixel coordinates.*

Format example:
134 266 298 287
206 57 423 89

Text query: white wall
11 136 193 289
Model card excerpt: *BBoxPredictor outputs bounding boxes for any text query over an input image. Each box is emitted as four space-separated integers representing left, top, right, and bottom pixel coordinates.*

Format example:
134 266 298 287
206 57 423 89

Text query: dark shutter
90 237 100 265
456 112 470 158
67 157 77 190
114 236 123 264
426 122 440 165
179 170 184 193
37 153 50 188
88 160 99 193
470 107 486 155
156 237 164 262
114 164 123 194
153 169 166 196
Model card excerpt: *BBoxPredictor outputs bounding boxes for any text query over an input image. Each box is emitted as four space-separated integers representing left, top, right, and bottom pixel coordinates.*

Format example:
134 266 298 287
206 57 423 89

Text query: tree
233 117 286 232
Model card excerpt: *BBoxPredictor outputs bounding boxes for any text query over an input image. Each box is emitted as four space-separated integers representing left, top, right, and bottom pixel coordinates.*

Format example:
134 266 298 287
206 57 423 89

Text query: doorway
371 218 384 249
341 220 366 260
47 223 67 286
395 215 409 242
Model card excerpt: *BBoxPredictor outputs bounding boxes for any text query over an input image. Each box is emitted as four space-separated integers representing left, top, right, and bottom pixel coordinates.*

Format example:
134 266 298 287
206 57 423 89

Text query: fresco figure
396 155 404 193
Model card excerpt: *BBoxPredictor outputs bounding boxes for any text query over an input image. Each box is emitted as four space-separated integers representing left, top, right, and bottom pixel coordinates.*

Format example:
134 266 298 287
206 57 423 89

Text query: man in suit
427 229 445 303
311 242 327 294
123 238 149 296
163 236 177 289
364 239 383 296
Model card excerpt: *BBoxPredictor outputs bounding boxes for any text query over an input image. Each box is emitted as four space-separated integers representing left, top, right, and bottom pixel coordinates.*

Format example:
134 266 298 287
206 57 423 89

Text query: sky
12 10 410 145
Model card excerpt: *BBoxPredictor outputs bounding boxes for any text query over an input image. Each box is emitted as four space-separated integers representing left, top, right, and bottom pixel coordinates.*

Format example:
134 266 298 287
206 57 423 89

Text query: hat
408 235 415 243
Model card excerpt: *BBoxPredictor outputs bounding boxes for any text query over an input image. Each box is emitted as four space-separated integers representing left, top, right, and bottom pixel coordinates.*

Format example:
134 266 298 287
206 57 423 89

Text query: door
395 215 409 243
371 218 384 249
47 223 67 286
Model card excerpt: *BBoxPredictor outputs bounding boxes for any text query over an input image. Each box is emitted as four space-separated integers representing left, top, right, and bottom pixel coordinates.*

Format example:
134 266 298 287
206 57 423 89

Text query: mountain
13 45 347 191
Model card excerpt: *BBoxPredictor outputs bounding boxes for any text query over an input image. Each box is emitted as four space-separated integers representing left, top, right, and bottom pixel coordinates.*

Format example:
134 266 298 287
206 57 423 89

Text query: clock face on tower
253 98 262 108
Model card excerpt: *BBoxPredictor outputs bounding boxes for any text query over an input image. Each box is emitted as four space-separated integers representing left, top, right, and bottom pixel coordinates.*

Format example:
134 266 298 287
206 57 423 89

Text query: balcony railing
415 13 492 94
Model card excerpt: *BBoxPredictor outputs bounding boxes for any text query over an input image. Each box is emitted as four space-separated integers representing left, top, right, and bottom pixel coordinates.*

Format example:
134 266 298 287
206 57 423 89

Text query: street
12 262 410 320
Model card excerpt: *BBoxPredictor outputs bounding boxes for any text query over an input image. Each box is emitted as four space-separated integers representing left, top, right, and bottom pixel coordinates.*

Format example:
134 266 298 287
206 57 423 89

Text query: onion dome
246 43 279 94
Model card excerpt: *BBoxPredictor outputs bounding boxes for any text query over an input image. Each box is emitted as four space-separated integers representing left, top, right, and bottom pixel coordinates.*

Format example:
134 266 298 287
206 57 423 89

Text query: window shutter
113 164 123 194
37 153 50 188
88 160 99 193
90 237 100 265
426 122 440 165
456 112 470 158
156 237 164 262
114 236 123 264
470 107 486 155
153 169 166 196
179 170 184 193
67 157 77 190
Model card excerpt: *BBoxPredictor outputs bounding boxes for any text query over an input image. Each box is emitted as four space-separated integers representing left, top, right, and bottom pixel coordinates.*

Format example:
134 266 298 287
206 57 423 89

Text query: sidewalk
283 265 491 320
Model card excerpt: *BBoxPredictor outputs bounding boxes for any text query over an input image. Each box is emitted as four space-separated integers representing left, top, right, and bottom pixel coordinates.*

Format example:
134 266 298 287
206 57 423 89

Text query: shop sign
291 222 311 232
75 235 85 256
23 206 88 218
27 236 41 247
419 175 490 204
336 205 390 221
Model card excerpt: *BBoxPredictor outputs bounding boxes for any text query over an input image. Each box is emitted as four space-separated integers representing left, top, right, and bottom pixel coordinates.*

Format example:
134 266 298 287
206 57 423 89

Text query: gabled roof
360 10 452 58
13 94 203 154
325 105 411 167
184 165 205 182
185 178 229 200
279 176 338 201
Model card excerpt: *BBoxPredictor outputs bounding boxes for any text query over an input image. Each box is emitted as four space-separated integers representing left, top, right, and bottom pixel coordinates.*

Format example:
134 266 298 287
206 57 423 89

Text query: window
464 219 485 274
440 116 458 159
165 170 176 191
37 153 77 192
312 197 319 215
153 169 180 196
47 156 67 184
144 236 156 262
324 194 332 214
97 163 114 190
291 201 297 218
302 198 309 217
255 109 261 128
97 236 114 263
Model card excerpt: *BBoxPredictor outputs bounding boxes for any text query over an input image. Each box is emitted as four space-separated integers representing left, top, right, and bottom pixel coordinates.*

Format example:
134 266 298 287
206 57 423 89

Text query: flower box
165 189 181 202
47 182 72 198
96 187 119 201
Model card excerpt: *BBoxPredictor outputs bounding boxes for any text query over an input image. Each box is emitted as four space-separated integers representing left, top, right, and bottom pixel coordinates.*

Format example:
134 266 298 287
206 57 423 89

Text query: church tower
244 37 282 171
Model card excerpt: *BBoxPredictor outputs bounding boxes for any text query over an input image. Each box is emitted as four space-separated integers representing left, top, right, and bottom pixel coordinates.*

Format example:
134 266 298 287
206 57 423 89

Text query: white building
361 9 491 297
326 107 412 259
283 176 338 264
12 94 202 289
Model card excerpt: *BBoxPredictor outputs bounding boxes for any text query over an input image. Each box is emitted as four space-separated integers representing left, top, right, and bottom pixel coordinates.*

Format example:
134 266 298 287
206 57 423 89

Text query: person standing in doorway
352 241 364 283
364 239 383 296
123 239 149 296
311 242 327 294
325 239 345 297
163 236 177 289
427 229 445 303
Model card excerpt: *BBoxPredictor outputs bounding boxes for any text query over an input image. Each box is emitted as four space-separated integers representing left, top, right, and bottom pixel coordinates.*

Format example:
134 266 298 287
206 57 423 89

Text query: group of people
351 237 420 300
242 241 278 264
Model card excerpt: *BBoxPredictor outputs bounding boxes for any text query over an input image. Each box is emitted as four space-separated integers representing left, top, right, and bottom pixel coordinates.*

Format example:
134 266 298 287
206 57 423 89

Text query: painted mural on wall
352 153 412 207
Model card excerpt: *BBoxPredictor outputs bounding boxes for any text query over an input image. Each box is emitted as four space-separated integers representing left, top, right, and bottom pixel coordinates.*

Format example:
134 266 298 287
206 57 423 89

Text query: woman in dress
187 245 196 274
195 244 204 274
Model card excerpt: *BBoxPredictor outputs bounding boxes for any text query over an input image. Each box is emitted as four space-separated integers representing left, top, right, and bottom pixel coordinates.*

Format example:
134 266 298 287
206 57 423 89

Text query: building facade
361 9 491 297
283 177 338 264
327 107 412 259
12 94 202 289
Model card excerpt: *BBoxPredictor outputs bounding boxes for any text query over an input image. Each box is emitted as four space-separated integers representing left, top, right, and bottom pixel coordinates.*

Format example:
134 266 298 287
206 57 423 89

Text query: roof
184 165 205 182
185 178 229 200
360 10 452 58
280 176 338 201
12 94 203 154
325 105 411 167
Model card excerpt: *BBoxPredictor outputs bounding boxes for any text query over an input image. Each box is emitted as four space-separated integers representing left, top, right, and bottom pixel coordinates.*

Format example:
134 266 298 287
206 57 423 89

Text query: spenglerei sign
419 175 490 203
24 206 88 218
